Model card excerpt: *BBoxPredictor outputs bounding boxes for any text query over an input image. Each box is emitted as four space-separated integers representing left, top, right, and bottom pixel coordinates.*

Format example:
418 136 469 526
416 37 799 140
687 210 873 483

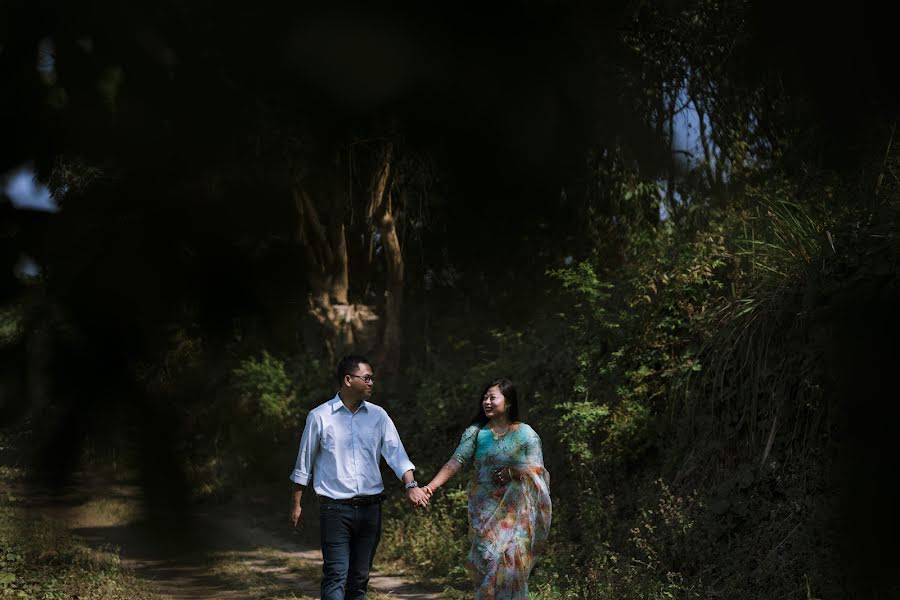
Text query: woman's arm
423 459 462 495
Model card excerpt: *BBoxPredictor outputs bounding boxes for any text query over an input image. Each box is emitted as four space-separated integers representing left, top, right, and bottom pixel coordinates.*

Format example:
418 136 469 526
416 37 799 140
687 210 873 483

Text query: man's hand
290 483 305 528
406 486 429 508
290 504 303 528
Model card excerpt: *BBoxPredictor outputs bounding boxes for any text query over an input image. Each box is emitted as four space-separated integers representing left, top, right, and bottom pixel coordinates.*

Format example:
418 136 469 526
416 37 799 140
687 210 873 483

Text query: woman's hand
406 486 430 508
492 466 528 485
491 467 513 485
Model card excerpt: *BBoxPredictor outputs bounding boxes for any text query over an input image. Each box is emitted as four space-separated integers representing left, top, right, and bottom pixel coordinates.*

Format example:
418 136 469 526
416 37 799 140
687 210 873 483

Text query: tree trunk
367 143 405 374
293 154 379 364
291 142 406 370
377 192 404 358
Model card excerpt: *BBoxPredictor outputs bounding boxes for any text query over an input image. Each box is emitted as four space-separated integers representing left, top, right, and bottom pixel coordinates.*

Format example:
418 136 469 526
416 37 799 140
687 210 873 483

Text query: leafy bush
379 489 470 582
231 351 296 423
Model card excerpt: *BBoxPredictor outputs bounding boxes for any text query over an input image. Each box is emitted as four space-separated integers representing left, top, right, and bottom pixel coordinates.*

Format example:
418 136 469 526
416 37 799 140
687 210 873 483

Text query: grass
69 496 144 529
207 548 318 599
0 487 160 600
0 429 160 600
206 547 402 600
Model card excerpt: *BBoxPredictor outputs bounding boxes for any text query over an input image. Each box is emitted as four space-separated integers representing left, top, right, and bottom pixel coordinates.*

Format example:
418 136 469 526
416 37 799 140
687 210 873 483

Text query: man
289 355 429 600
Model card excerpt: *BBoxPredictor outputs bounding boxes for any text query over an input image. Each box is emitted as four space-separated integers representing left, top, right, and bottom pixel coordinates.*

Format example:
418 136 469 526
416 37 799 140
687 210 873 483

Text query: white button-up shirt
289 393 415 499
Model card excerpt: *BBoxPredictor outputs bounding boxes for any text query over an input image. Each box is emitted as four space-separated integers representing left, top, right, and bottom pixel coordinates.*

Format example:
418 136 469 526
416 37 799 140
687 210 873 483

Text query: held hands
406 485 431 508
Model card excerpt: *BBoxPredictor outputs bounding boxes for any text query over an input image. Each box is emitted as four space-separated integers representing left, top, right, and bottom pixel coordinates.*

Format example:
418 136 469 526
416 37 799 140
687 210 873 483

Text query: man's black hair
336 355 371 384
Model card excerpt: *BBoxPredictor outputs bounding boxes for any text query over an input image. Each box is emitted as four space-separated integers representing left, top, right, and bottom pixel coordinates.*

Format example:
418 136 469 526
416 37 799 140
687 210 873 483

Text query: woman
423 378 551 599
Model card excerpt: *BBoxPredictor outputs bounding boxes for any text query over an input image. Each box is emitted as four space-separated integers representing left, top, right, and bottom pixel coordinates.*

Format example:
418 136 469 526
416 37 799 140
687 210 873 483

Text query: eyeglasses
348 374 375 384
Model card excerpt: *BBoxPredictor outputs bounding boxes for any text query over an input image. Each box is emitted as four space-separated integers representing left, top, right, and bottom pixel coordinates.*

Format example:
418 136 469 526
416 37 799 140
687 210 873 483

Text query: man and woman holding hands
289 355 551 600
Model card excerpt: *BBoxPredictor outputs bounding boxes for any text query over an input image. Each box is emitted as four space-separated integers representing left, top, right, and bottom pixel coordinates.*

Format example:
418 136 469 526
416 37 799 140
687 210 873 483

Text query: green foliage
548 262 614 311
201 350 324 489
0 306 23 347
528 480 705 600
135 328 206 396
379 489 469 582
555 401 609 462
231 351 295 423
732 182 832 280
555 398 652 466
387 165 893 599
545 262 641 465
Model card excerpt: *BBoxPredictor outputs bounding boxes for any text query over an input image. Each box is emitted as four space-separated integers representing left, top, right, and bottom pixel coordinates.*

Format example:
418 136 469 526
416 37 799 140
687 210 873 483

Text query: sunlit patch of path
19 479 441 600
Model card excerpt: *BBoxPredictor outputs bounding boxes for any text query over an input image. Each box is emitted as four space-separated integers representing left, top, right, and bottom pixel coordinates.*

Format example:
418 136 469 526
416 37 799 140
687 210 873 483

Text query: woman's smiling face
482 385 508 419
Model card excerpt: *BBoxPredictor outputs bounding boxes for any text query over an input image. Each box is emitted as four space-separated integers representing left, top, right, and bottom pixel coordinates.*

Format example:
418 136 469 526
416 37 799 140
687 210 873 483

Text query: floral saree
453 423 552 599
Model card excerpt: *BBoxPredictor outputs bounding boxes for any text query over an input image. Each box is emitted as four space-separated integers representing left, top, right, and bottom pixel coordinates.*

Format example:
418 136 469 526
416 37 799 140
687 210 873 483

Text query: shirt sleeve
380 412 416 480
289 411 320 485
452 425 481 466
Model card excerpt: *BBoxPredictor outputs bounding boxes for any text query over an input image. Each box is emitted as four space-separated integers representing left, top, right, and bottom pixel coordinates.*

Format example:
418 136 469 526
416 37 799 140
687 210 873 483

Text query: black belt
318 494 385 507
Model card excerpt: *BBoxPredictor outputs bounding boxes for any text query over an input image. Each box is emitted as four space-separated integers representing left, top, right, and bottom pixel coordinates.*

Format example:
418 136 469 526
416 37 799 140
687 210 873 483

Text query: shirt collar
330 393 368 414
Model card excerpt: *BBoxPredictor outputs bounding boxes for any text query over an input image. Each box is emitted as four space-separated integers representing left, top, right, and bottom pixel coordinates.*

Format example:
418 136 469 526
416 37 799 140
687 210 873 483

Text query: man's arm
380 412 428 507
402 469 430 507
289 412 320 528
290 482 305 528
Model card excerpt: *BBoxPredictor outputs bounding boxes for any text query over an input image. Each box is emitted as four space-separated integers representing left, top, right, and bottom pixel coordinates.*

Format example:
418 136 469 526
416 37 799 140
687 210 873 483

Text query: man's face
346 363 374 399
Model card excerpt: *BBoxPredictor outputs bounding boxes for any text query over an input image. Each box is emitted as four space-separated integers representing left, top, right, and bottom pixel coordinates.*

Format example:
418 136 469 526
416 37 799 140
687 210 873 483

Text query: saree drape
453 423 552 599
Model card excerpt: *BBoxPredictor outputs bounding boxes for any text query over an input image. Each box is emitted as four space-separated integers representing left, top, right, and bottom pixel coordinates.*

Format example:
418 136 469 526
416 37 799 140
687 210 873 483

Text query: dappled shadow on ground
15 478 318 599
17 477 440 599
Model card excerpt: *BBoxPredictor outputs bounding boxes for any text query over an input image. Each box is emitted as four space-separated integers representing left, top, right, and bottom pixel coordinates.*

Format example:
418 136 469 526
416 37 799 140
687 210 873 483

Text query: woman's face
482 385 508 420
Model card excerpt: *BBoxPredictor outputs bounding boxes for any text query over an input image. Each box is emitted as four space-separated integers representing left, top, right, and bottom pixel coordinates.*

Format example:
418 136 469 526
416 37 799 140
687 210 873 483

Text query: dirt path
19 479 441 600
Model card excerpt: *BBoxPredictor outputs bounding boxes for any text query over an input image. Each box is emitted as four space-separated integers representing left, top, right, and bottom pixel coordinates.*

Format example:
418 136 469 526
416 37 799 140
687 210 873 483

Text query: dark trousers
319 501 382 600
